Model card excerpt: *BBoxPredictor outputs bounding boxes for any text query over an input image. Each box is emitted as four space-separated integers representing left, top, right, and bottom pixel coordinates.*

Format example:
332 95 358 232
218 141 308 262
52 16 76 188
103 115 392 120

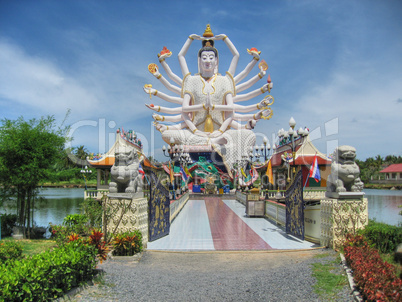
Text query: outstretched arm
145 104 182 114
178 34 202 77
230 120 257 130
236 67 266 93
160 60 183 86
143 86 183 104
233 50 260 83
152 113 183 123
154 122 187 133
233 108 273 121
233 96 273 113
214 34 239 76
150 66 181 95
233 83 273 103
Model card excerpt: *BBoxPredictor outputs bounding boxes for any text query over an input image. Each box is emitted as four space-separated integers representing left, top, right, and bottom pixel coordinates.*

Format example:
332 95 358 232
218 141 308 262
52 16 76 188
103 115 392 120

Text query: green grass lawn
1 237 56 257
312 253 349 301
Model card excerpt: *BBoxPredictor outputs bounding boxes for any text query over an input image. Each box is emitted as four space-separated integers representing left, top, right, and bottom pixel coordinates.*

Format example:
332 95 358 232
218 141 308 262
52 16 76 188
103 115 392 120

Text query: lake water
1 188 401 228
364 189 402 226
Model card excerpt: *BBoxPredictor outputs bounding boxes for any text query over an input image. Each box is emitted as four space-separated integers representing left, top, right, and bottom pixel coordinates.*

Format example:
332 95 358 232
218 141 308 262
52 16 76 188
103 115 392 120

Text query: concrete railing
265 200 286 226
84 190 109 200
303 189 326 201
170 193 189 222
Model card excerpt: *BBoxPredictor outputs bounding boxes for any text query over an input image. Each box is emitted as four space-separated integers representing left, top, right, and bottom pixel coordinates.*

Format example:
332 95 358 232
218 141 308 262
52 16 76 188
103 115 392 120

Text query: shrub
0 241 23 262
0 240 97 301
112 230 143 256
50 214 89 246
63 214 88 234
343 234 402 301
81 197 103 229
358 220 402 254
1 213 18 237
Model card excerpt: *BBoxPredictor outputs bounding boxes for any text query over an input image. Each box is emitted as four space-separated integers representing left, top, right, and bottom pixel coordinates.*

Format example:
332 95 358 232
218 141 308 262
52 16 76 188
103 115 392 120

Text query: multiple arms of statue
149 65 181 95
145 103 182 114
233 83 273 103
159 60 183 86
236 67 266 93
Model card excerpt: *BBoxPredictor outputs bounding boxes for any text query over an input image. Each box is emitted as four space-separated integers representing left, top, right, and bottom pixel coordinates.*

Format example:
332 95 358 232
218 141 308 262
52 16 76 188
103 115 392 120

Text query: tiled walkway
147 198 319 251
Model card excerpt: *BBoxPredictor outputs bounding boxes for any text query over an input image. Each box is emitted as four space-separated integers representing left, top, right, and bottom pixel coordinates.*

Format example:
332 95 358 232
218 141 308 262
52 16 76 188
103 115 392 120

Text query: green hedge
359 220 402 254
0 241 23 262
0 240 97 301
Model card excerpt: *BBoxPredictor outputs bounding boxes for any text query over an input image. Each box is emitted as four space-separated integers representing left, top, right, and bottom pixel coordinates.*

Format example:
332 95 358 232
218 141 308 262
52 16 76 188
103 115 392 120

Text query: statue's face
200 50 217 73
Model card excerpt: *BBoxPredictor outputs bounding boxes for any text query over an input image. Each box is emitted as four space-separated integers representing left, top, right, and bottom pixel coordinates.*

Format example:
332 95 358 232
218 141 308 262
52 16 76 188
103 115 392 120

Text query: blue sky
0 0 401 161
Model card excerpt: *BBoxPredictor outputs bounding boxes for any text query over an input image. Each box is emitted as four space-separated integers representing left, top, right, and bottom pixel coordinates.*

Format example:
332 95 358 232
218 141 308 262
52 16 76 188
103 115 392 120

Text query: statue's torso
182 73 235 132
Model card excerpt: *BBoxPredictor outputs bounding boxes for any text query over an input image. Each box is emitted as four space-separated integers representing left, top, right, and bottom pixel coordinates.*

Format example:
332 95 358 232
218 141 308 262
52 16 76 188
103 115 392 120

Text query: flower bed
343 234 402 301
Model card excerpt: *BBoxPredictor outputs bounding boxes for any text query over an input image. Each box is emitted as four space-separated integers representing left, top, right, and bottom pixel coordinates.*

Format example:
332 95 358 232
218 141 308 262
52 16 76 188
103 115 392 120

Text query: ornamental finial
203 24 214 37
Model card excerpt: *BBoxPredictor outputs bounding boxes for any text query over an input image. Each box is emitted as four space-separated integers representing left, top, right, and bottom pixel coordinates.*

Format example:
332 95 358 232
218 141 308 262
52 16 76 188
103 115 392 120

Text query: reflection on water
1 188 84 227
364 189 402 226
1 188 401 228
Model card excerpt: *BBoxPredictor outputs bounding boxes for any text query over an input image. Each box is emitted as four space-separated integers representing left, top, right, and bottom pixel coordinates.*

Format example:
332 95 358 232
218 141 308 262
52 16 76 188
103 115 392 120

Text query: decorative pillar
320 195 368 250
104 193 149 244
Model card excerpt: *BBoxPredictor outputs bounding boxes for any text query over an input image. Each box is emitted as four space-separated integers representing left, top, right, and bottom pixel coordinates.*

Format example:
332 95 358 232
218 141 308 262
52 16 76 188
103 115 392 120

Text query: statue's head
198 39 218 74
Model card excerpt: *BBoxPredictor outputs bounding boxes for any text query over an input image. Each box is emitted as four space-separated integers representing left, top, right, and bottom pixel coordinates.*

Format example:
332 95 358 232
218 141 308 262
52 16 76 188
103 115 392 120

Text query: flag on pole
241 167 247 178
169 162 174 183
184 165 190 177
180 166 188 182
266 159 274 185
309 154 321 182
138 163 145 179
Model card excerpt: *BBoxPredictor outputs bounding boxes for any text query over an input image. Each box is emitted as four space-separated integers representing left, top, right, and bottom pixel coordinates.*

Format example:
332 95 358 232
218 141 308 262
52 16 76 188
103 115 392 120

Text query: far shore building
378 163 402 184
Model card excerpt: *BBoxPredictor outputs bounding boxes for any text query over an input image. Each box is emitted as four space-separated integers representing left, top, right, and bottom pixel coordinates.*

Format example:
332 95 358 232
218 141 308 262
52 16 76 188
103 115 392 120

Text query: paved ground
148 198 318 251
69 249 354 302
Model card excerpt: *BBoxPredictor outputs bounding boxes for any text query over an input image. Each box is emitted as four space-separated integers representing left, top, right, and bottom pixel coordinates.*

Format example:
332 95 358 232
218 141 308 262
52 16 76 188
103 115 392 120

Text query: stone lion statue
109 146 144 194
327 145 364 193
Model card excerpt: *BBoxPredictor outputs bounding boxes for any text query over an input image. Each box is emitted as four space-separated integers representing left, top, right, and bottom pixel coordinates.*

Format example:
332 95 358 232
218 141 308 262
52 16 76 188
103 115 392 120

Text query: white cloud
0 40 100 117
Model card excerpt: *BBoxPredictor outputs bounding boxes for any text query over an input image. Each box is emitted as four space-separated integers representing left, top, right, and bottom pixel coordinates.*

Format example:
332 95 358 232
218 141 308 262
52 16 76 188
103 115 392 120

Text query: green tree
0 116 68 238
75 145 89 160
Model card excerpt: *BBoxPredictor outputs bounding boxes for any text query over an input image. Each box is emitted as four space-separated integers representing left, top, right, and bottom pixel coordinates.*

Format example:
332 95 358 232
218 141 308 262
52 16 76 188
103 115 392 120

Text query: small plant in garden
111 230 143 256
68 233 80 242
89 229 109 263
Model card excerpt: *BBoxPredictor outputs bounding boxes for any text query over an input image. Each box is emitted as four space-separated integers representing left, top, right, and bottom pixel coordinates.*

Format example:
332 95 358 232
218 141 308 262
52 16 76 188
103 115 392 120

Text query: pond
1 188 401 229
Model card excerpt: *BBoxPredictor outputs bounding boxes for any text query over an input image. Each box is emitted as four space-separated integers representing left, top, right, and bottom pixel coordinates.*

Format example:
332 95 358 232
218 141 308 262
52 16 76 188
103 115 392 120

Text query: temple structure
257 134 332 189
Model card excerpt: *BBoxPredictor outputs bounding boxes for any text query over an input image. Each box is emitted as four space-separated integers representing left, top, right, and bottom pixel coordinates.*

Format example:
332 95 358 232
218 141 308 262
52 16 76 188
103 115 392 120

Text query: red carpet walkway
205 197 272 250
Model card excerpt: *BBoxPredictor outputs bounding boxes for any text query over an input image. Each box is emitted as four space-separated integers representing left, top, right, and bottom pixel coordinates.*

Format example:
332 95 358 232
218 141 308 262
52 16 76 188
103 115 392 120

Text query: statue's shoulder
183 73 197 84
